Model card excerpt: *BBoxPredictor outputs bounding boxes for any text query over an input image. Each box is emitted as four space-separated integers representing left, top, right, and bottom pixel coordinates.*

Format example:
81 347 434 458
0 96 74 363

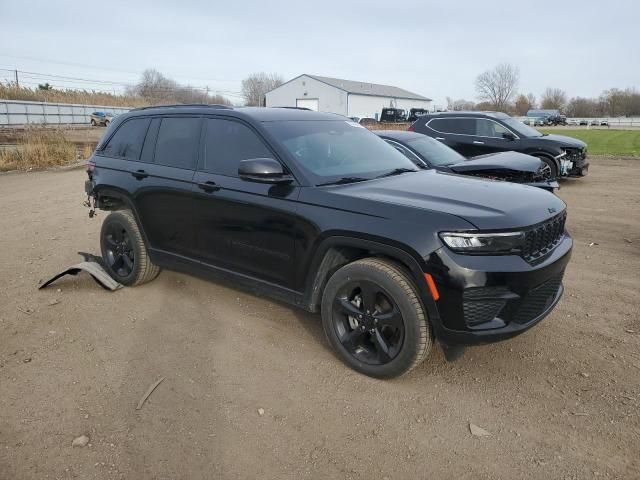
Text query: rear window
101 118 150 160
153 117 201 170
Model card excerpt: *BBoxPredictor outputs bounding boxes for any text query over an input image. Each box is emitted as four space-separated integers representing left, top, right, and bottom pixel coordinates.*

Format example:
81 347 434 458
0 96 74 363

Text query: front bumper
425 233 572 346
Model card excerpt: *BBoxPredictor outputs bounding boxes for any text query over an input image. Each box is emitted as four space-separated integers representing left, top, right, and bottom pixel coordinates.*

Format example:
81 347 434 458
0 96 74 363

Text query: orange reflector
424 273 440 301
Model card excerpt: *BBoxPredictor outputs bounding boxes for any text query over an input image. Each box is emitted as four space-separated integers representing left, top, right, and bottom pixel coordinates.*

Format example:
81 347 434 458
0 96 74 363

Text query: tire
90 119 96 126
104 120 110 127
535 155 558 180
321 258 432 378
100 210 160 286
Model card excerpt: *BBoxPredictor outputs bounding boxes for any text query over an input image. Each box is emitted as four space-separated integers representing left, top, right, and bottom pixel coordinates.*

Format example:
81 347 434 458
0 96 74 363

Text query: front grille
513 271 564 324
522 212 566 263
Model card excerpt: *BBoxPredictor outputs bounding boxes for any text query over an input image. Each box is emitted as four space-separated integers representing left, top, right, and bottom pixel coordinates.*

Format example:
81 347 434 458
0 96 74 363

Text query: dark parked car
376 130 558 191
380 107 407 122
527 109 566 126
410 112 589 179
85 106 572 378
407 108 429 122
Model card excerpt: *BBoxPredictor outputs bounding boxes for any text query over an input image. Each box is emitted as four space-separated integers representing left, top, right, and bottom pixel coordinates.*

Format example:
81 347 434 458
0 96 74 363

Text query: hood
451 151 542 174
329 170 566 230
536 133 586 149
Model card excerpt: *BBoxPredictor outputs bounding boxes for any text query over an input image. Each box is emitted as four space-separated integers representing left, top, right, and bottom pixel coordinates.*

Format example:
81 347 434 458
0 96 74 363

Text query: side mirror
238 158 293 184
502 131 516 141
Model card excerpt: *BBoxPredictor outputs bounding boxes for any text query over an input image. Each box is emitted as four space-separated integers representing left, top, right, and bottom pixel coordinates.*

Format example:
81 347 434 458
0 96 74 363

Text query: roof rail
272 106 311 111
130 103 233 111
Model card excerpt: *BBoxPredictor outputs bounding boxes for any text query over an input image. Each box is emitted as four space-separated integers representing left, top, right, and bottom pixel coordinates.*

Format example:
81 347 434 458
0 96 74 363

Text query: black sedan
375 130 558 191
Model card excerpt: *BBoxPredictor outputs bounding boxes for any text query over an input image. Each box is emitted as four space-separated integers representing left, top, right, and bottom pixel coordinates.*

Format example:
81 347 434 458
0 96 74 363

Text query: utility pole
14 69 19 87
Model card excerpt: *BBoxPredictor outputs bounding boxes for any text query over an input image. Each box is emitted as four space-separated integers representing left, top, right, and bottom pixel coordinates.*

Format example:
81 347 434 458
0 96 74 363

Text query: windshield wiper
375 167 418 179
318 176 369 186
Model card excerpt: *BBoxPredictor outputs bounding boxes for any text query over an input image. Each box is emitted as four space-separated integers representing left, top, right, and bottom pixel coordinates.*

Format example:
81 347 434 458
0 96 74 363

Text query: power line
0 53 241 85
0 67 244 97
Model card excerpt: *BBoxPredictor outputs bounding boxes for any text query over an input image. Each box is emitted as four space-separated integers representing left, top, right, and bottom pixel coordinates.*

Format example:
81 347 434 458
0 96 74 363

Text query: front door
469 118 520 157
192 117 299 289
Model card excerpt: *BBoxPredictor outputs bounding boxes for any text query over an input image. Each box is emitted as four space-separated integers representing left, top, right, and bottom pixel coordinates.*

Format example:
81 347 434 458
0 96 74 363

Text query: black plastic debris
39 253 122 291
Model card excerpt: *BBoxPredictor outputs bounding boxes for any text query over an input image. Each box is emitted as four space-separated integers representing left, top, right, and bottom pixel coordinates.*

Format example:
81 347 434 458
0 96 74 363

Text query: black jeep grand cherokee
85 105 572 378
410 111 589 180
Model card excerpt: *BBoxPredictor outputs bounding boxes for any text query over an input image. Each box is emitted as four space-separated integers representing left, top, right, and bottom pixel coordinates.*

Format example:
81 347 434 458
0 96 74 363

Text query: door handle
131 169 148 179
473 141 485 145
435 137 445 141
197 181 220 193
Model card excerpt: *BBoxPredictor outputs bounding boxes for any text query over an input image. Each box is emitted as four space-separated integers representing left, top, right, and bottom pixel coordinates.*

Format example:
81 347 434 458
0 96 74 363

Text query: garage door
296 98 319 111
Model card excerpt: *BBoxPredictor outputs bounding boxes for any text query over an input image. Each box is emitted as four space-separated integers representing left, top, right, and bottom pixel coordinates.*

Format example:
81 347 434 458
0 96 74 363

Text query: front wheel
321 258 432 378
536 155 558 180
100 210 160 286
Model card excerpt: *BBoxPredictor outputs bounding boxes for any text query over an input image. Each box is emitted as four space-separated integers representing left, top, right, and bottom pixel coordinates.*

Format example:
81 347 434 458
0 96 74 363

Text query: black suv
85 106 572 378
380 108 407 122
410 112 589 179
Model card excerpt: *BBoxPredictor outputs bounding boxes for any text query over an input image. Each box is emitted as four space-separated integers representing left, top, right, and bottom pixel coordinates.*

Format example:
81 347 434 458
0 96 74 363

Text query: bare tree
241 72 284 106
514 94 532 116
127 68 231 105
540 87 567 111
474 63 519 111
446 96 475 111
526 93 537 109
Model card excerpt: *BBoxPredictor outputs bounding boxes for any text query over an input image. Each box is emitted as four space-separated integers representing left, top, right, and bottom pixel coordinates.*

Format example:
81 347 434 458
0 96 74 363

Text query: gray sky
1 0 638 108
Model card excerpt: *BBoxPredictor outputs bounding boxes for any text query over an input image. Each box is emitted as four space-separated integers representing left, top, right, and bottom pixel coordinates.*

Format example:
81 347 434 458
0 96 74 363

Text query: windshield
264 120 418 184
405 136 465 166
502 118 543 137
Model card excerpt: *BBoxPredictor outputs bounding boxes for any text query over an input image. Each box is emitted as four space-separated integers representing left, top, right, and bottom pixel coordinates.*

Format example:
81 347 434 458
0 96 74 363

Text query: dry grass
0 83 147 107
0 127 82 171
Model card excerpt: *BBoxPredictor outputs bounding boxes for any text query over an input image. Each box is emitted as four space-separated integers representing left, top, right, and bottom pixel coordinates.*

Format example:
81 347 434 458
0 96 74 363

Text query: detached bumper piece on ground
39 252 122 291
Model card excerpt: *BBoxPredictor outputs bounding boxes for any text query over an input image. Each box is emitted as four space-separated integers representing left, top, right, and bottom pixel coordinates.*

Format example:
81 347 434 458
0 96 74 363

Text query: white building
265 74 431 120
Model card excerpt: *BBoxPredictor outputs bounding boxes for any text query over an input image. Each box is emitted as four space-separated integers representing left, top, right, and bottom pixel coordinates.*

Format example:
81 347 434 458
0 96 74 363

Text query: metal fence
0 99 131 126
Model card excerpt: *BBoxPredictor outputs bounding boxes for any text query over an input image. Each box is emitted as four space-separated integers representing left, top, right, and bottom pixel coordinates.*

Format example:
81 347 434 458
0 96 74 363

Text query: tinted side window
476 119 508 137
203 119 273 176
102 118 150 160
154 117 201 169
429 118 476 135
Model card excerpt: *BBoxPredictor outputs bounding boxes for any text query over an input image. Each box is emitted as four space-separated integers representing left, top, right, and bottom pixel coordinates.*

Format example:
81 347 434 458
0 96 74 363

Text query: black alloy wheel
103 222 135 278
332 279 405 365
321 258 432 378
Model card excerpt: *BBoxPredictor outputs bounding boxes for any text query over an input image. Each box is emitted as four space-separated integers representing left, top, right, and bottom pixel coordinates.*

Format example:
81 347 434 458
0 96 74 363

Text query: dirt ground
0 156 639 479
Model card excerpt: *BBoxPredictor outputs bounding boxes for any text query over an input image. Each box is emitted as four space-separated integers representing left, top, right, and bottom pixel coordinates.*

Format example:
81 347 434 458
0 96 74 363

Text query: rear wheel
321 258 432 378
90 119 96 126
100 210 160 286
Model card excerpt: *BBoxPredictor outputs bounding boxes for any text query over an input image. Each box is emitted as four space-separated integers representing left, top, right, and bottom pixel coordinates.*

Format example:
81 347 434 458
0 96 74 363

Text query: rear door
192 117 299 288
133 116 202 258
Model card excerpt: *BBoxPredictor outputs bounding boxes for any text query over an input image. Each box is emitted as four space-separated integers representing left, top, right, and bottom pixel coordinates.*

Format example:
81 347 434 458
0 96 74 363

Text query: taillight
86 160 96 173
407 125 414 132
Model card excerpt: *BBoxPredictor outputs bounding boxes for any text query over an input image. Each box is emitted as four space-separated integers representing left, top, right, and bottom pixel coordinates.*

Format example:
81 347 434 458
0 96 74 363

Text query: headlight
439 231 525 254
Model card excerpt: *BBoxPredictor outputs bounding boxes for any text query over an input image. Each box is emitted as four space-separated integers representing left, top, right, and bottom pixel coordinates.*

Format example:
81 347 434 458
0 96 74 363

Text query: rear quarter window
428 118 476 135
101 118 151 160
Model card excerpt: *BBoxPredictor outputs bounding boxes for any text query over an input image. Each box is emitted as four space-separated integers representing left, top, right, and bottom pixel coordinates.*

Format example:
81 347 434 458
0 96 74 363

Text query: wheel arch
302 235 439 320
94 186 152 250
